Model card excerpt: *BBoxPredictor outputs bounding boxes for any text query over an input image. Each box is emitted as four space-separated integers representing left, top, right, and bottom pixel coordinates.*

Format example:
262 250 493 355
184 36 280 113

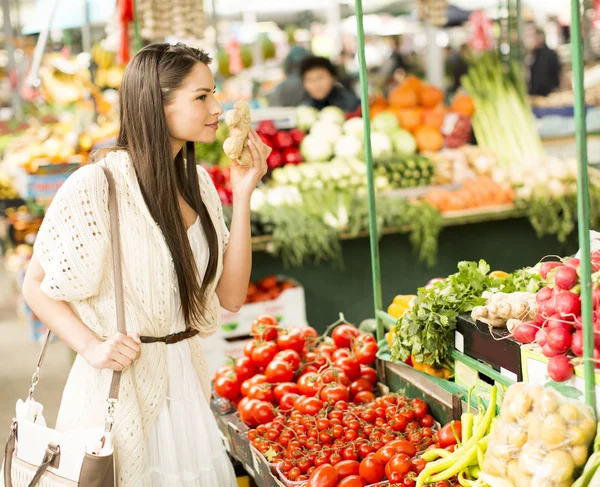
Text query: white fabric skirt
135 340 237 487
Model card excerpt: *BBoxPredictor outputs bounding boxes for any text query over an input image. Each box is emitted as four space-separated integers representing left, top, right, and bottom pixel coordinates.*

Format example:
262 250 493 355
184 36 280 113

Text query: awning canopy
21 0 115 35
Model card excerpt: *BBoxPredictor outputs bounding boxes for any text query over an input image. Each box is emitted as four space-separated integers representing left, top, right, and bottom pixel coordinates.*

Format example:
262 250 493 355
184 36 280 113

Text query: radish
564 258 581 269
542 343 562 358
540 261 562 280
554 266 579 291
592 256 600 272
547 355 574 382
535 286 553 304
593 288 600 308
425 277 445 289
512 322 539 344
546 314 566 329
573 315 583 330
596 349 600 369
546 328 573 353
554 291 581 319
538 299 557 320
536 328 548 347
572 330 584 356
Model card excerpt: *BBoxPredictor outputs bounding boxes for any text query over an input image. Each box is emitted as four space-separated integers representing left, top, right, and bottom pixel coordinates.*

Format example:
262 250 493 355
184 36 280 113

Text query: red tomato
215 364 234 378
265 360 294 383
277 328 306 354
359 366 378 385
251 341 280 368
332 349 352 361
253 401 275 424
238 397 259 426
353 391 375 404
411 398 429 419
240 374 266 397
437 420 462 448
373 445 396 464
349 378 374 398
385 453 412 481
295 396 325 415
335 357 361 381
336 475 367 487
247 384 274 402
357 442 373 458
306 464 339 487
214 374 240 401
316 343 337 357
420 414 435 428
251 314 279 341
342 447 359 462
298 372 322 397
359 456 384 484
353 337 378 365
435 482 451 487
258 276 278 291
244 340 256 359
274 349 301 369
411 458 427 474
301 326 319 348
274 382 299 402
321 384 350 403
287 467 302 481
386 439 417 457
234 356 258 383
322 368 350 386
332 324 360 349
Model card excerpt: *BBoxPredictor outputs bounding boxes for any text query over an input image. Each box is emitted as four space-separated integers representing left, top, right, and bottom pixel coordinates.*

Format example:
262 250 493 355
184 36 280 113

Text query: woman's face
164 62 223 145
303 67 335 101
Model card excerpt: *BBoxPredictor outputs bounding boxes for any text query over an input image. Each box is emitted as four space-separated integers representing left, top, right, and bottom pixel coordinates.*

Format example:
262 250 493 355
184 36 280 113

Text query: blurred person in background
381 35 410 93
300 55 360 113
447 44 470 94
268 46 311 107
529 27 561 97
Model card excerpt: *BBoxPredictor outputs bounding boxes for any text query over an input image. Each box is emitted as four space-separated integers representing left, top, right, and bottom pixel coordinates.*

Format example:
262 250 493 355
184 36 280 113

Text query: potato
508 393 534 420
518 443 546 474
484 455 508 477
507 427 528 449
514 472 533 487
541 413 568 448
506 460 519 483
538 389 560 415
541 450 574 483
557 403 579 423
571 444 589 467
569 425 591 446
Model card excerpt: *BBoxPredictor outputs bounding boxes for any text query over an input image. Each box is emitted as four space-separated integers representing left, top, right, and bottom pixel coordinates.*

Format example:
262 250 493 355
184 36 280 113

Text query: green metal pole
354 0 383 342
132 0 143 53
571 0 596 412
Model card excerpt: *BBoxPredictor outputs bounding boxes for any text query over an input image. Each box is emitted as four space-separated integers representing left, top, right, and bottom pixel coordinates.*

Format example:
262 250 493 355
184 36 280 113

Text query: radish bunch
512 252 600 382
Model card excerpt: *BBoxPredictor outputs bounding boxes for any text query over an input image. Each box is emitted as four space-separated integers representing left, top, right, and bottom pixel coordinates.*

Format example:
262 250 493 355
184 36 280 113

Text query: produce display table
252 215 579 331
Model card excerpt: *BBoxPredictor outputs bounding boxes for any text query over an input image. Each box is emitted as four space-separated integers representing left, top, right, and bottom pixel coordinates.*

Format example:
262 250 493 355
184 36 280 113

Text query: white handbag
2 167 126 487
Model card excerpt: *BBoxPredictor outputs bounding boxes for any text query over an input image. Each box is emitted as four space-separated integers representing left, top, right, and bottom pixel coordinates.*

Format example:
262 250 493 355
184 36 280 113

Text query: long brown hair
117 43 219 325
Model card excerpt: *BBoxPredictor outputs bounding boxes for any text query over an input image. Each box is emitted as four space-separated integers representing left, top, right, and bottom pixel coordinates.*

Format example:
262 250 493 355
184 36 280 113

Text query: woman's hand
229 128 269 201
81 332 142 371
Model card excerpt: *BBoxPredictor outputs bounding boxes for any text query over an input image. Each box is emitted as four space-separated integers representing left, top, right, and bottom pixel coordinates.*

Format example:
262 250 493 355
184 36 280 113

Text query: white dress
136 219 238 487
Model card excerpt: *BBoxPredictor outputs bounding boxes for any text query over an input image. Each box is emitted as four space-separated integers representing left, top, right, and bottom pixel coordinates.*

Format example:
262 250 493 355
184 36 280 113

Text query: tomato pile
245 275 297 304
213 319 380 428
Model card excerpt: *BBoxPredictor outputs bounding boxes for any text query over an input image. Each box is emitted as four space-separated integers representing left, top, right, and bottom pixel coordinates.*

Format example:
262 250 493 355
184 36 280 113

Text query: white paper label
500 367 518 382
455 331 465 353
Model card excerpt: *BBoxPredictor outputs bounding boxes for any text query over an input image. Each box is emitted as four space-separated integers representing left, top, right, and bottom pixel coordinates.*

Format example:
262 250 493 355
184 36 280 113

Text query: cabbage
309 121 343 143
318 106 346 125
370 132 393 159
343 117 365 139
390 129 417 156
300 134 333 162
334 135 363 160
296 105 319 131
372 111 399 135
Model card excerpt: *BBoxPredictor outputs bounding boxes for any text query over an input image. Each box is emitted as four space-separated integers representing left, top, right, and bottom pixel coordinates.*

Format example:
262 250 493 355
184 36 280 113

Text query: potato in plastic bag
483 384 596 487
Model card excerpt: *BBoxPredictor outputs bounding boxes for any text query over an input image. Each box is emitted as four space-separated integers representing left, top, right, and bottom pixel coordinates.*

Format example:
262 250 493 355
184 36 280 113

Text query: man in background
529 28 561 97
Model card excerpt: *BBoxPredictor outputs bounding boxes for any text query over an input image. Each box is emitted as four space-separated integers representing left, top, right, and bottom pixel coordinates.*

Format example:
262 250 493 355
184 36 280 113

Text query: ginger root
223 101 253 167
471 292 536 328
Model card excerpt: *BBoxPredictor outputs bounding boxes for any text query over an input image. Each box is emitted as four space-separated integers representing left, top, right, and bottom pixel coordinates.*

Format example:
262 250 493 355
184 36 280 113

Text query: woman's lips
206 122 219 130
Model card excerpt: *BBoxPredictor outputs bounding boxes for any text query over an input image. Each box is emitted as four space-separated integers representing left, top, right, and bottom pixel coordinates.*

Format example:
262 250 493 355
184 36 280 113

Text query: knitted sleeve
196 165 230 252
34 165 110 302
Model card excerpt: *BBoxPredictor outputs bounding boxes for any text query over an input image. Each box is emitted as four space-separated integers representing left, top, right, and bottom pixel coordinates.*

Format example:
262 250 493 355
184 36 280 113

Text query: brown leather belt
139 328 199 345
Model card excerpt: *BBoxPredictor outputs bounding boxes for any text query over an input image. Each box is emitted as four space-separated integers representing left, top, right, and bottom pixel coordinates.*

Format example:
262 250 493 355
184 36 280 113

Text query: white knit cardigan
33 150 229 487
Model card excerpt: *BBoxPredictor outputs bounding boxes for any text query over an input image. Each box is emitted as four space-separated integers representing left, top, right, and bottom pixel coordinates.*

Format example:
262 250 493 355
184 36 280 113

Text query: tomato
329 452 341 464
215 364 234 378
295 396 325 415
349 378 374 398
408 431 423 444
437 420 462 448
298 456 313 473
316 343 337 357
251 341 280 367
336 475 367 487
247 384 274 402
399 409 415 422
258 276 278 291
332 324 360 349
244 340 256 359
265 360 294 383
298 372 323 397
434 482 451 487
386 439 417 457
280 393 299 410
353 391 375 404
332 348 352 361
240 374 266 397
337 447 355 462
353 337 378 366
274 382 299 402
238 398 259 426
214 374 240 401
373 445 396 464
287 467 302 481
253 401 275 424
422 427 434 438
233 356 258 383
411 398 429 419
306 464 339 487
274 349 301 369
359 456 384 484
332 424 345 439
251 314 279 341
334 400 349 411
357 442 373 458
359 366 378 385
385 453 412 482
419 414 434 428
301 326 319 348
322 368 350 386
404 477 417 487
277 328 306 354
411 457 427 474
332 356 360 380
314 453 330 468
321 384 350 403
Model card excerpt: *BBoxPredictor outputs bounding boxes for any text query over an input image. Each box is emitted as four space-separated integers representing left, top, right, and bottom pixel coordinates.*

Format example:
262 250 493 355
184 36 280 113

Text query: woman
21 43 268 486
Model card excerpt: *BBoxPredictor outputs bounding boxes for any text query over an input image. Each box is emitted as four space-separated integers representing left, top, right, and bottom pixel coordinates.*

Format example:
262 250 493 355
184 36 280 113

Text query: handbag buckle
104 399 118 432
28 367 40 399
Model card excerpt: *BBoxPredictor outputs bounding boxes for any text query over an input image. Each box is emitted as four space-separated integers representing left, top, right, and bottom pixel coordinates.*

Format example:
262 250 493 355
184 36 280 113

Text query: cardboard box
521 344 600 413
219 277 307 339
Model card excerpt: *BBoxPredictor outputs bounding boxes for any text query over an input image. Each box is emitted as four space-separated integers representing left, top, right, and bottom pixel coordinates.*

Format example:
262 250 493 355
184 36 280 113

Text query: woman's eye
197 95 207 101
